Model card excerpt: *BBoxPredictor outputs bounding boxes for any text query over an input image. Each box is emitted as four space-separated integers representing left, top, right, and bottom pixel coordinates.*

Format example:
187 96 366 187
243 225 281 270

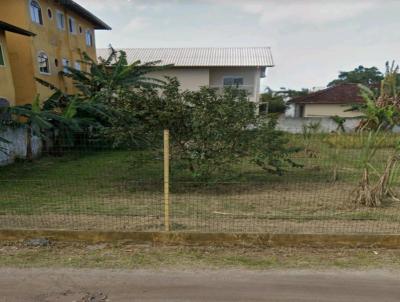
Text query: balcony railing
209 85 254 96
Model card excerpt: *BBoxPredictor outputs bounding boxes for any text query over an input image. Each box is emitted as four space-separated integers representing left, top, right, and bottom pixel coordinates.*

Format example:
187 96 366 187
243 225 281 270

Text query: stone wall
0 127 42 166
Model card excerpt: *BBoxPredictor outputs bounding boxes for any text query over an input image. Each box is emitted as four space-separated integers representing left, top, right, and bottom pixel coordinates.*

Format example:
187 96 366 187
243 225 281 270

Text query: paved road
0 268 400 301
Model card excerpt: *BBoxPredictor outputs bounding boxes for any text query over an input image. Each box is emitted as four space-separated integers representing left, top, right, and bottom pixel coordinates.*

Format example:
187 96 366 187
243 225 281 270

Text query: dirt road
1 268 399 301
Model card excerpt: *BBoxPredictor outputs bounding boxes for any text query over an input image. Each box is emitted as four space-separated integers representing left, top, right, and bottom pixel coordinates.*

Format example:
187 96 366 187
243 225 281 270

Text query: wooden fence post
163 129 170 231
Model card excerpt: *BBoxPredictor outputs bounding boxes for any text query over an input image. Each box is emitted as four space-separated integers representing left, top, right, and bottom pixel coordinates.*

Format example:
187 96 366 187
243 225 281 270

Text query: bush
136 78 300 178
260 92 287 114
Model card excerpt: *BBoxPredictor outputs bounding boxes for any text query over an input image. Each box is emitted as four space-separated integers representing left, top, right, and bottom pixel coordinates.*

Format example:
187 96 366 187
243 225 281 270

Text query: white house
97 47 274 104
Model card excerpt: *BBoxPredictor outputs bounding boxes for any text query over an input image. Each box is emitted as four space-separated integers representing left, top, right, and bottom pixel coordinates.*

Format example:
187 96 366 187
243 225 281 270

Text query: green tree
328 65 383 87
138 79 300 178
277 88 310 98
259 88 288 114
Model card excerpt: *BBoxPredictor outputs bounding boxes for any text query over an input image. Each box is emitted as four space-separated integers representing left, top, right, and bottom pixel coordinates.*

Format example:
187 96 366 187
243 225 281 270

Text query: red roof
289 83 365 105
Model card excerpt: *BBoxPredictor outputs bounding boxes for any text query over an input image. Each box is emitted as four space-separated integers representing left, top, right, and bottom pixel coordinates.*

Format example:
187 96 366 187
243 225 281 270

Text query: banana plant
9 95 54 161
60 47 170 103
351 61 400 131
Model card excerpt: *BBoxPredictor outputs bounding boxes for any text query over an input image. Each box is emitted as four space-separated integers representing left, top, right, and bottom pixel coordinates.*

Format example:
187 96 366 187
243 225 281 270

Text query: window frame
0 43 5 67
62 58 70 74
37 51 51 75
29 0 43 25
74 61 81 71
56 10 66 30
223 76 244 87
85 29 93 47
68 16 76 34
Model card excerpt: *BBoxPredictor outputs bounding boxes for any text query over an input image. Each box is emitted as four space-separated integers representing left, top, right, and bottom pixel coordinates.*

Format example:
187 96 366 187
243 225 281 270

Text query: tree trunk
26 125 33 162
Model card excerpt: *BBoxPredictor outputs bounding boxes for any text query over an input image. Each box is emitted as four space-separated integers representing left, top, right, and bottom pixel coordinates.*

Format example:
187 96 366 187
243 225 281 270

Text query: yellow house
0 0 111 105
0 21 35 106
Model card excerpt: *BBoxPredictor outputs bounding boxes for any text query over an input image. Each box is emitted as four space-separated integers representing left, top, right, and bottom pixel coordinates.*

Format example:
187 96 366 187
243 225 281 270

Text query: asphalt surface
0 268 399 301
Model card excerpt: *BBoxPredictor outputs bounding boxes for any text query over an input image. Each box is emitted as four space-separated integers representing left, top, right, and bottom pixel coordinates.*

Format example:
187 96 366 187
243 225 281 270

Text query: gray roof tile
97 47 274 67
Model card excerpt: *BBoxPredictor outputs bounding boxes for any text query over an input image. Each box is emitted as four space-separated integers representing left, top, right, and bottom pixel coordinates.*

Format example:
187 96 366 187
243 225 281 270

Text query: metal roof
0 21 35 36
58 0 111 30
97 47 274 67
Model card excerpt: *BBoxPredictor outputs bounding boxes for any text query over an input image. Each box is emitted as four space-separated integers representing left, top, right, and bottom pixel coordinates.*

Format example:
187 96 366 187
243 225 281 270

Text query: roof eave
58 0 111 30
291 101 363 105
0 21 35 36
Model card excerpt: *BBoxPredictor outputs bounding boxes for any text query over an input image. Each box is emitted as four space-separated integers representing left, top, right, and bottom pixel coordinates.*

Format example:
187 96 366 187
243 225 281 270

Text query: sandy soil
0 268 399 301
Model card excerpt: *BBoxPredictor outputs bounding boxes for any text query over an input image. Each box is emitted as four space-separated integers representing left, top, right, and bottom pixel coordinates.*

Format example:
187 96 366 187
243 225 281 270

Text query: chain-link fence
1 130 400 234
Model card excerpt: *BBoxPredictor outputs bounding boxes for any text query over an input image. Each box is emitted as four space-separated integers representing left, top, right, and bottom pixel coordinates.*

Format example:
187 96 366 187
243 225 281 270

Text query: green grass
1 241 400 270
1 133 400 233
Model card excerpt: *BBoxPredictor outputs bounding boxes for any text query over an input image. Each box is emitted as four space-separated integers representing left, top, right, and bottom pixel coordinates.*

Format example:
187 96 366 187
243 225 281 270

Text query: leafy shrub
260 91 288 114
136 78 301 178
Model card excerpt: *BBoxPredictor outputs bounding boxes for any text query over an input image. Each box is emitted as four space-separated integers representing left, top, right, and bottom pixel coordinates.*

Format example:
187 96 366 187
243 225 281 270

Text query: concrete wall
0 127 42 166
0 0 98 105
0 30 16 105
276 116 361 133
149 67 210 91
303 104 361 118
149 66 262 102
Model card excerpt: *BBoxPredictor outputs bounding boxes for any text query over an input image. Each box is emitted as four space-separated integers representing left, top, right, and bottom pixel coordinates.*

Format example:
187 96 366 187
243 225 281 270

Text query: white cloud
81 0 171 11
81 0 400 90
77 0 132 13
124 17 149 32
216 0 380 26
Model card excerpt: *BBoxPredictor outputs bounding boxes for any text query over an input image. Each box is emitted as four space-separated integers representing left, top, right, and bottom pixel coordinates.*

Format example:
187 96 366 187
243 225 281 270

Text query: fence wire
1 133 400 234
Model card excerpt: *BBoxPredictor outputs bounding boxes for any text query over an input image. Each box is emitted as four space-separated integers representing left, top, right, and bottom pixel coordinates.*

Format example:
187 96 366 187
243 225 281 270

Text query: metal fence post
163 129 170 231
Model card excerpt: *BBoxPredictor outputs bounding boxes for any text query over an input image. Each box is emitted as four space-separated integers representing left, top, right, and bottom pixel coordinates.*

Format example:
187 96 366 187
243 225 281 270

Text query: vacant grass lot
1 134 400 233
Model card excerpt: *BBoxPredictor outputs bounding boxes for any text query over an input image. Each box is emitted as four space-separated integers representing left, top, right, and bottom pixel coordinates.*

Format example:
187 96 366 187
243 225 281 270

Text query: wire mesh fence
1 130 400 234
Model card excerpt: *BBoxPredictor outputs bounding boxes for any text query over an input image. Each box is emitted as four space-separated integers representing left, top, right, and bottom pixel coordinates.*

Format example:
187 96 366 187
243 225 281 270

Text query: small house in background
97 47 274 104
289 83 364 118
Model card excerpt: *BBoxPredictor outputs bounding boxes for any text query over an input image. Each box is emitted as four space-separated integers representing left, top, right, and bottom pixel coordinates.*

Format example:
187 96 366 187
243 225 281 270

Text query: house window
62 58 70 73
85 30 93 47
68 17 76 34
0 44 5 66
56 10 65 30
38 52 50 74
79 25 82 34
30 0 43 25
74 61 81 71
223 76 244 87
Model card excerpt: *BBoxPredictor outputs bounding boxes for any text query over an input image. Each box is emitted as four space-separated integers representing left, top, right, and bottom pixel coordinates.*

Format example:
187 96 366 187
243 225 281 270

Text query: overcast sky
79 0 400 91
